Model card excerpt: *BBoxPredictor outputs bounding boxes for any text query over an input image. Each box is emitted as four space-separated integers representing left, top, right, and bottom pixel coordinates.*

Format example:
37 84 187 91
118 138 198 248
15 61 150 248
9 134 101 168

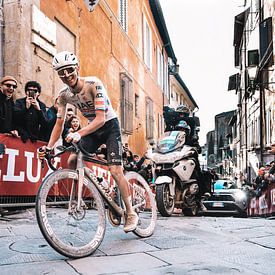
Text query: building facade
0 0 198 156
228 0 275 182
206 111 236 177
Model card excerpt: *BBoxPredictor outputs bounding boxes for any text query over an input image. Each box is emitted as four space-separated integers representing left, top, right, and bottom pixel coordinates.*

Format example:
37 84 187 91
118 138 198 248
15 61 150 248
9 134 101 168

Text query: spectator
253 167 268 197
62 115 81 147
14 81 48 142
64 107 74 128
133 154 146 172
45 97 59 141
210 169 219 181
138 158 153 184
122 143 134 164
61 107 75 141
0 76 19 137
264 160 275 183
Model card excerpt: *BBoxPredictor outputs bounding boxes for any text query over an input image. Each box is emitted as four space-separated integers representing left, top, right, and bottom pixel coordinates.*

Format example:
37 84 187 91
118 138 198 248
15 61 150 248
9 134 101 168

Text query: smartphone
28 90 35 98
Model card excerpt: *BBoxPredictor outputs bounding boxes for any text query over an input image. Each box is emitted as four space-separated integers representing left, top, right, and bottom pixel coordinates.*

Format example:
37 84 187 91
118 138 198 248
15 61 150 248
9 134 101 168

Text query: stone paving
0 209 274 274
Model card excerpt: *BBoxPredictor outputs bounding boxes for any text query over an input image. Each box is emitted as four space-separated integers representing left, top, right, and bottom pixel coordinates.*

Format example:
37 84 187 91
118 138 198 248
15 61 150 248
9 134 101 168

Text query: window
146 97 154 139
266 109 271 145
120 73 133 134
163 60 169 97
143 14 152 70
119 0 128 32
256 117 261 146
135 94 139 118
157 47 163 87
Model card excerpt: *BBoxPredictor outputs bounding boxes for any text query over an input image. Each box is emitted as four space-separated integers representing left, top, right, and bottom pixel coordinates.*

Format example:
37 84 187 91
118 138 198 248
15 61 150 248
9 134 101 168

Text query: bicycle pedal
107 209 121 227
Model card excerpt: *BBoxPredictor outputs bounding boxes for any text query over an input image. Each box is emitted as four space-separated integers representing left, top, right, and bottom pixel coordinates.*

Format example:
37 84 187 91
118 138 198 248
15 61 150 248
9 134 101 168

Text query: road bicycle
35 143 157 258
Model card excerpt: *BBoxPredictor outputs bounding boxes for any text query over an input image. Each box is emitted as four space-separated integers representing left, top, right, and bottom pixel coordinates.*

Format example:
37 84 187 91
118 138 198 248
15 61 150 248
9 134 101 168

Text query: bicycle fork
68 151 86 215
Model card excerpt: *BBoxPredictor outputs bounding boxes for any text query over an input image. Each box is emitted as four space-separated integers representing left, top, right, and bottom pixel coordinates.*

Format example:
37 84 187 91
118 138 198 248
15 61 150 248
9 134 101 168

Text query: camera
28 90 36 98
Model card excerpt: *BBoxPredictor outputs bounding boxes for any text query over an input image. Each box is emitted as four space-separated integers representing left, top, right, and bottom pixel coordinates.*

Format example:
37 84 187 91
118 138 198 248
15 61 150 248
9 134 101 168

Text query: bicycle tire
124 171 157 237
36 169 106 258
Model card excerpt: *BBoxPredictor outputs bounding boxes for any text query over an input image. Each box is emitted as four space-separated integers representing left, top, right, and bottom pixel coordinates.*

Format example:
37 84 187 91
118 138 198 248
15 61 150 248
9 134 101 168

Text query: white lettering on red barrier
3 148 24 182
25 151 41 183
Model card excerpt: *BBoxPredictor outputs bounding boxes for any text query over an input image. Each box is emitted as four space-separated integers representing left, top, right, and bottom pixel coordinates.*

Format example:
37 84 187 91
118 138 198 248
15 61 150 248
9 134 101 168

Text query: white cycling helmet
52 51 78 71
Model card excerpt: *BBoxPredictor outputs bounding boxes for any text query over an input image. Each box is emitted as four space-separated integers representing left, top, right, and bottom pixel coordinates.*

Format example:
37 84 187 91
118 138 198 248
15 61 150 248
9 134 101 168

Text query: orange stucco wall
39 0 166 155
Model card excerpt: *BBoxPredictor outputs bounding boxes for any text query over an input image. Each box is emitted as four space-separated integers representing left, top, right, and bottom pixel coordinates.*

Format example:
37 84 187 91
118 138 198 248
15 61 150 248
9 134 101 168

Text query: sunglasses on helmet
57 67 76 78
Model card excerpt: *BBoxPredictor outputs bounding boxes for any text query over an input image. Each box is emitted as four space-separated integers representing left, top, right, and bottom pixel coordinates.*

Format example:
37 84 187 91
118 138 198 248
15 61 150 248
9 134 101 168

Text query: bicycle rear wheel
36 169 106 258
124 171 157 237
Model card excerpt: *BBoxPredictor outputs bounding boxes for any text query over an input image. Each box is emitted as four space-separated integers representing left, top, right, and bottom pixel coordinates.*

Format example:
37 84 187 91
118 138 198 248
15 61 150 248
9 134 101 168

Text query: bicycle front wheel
36 169 106 258
125 171 157 238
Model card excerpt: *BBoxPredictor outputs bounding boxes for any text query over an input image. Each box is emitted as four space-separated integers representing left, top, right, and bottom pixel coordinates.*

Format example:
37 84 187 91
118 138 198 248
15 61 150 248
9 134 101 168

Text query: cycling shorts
79 118 123 166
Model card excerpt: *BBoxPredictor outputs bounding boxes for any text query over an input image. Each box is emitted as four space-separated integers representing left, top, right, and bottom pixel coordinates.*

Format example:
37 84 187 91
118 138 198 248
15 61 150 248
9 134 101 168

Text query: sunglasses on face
27 88 39 92
57 67 76 78
4 83 17 89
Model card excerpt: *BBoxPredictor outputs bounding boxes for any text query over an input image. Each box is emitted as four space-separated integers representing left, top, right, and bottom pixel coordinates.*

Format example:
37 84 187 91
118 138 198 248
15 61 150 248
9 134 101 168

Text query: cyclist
38 51 138 232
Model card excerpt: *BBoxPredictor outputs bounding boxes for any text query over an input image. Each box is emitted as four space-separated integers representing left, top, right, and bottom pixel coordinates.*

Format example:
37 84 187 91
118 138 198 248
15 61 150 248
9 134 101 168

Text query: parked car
202 179 248 217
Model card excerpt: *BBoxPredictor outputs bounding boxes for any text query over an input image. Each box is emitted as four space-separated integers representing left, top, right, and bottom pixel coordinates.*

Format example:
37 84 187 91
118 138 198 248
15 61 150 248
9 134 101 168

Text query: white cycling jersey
58 76 117 122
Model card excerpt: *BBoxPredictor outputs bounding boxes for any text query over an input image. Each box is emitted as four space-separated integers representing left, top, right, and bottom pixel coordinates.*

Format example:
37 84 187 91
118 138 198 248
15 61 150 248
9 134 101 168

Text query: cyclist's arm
47 100 66 149
77 82 106 137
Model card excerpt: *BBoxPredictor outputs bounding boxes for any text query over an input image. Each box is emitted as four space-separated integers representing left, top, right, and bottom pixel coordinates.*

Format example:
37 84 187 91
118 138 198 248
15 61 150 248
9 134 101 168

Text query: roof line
149 0 177 64
174 73 198 108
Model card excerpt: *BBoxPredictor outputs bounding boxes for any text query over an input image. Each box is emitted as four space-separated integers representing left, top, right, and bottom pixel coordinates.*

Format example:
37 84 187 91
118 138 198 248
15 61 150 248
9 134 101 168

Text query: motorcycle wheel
156 184 175 217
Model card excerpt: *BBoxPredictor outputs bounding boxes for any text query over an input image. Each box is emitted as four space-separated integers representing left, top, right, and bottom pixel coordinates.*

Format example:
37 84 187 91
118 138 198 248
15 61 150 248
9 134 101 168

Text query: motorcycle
147 129 201 217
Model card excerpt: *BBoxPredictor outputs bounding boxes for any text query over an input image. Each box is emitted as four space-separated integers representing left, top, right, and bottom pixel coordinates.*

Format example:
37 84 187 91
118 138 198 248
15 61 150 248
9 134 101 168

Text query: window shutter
146 97 154 139
259 17 273 67
120 73 133 134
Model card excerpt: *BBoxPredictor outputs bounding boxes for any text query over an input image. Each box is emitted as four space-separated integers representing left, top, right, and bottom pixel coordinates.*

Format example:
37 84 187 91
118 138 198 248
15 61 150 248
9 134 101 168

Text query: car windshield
214 180 237 190
156 131 185 153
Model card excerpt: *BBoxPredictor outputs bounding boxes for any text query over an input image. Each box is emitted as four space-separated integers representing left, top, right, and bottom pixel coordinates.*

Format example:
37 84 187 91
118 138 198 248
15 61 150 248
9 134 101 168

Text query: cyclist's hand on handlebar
65 132 81 143
37 146 52 161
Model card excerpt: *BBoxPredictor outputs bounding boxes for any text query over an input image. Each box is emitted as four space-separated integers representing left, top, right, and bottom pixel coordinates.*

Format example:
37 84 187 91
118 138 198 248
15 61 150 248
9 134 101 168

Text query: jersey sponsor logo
95 92 104 98
75 100 94 110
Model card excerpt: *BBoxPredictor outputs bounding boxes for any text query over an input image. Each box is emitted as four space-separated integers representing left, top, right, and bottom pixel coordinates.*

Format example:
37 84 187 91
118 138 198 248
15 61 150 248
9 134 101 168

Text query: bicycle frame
73 149 124 218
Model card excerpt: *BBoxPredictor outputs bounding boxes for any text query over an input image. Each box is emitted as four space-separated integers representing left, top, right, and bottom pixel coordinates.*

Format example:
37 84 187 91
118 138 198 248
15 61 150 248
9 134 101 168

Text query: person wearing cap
0 75 19 136
14 80 48 142
37 51 139 233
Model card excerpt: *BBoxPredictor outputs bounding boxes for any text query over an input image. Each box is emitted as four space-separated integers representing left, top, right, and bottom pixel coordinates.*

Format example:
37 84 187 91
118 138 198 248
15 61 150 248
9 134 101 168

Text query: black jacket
0 92 16 133
13 97 48 142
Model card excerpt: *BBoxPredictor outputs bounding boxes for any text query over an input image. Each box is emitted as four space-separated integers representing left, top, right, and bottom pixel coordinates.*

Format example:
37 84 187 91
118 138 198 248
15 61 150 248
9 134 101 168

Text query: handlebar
43 144 78 171
42 143 108 171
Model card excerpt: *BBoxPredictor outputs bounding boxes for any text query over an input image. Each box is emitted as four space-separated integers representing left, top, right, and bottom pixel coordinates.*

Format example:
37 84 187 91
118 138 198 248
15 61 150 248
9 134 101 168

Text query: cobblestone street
0 209 274 274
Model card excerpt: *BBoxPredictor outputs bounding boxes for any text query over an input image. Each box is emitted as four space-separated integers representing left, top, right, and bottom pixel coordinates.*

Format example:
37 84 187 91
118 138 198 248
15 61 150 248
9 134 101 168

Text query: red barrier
248 183 275 216
0 134 113 206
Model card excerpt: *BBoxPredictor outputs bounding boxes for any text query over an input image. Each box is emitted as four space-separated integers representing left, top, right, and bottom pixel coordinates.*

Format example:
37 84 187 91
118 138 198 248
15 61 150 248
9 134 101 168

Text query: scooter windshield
156 131 185 153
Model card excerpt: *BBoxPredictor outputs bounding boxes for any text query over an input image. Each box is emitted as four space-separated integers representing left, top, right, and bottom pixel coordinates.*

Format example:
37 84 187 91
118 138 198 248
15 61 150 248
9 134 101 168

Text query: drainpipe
0 0 4 77
259 0 264 166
